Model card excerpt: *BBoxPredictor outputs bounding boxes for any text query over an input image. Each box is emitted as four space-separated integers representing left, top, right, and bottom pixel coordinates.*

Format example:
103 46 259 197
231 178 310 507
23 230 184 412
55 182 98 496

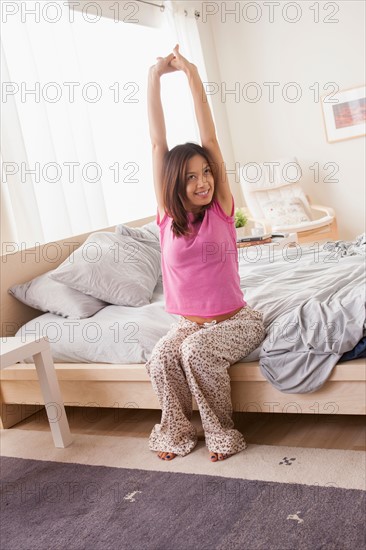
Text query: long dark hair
162 142 218 237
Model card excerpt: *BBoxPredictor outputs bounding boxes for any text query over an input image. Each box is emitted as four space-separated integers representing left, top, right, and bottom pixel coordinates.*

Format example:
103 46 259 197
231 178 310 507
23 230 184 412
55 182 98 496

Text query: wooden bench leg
33 348 73 448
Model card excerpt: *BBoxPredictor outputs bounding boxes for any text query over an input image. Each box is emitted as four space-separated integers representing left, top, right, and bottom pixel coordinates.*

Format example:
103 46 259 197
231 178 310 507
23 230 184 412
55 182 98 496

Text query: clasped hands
150 44 196 77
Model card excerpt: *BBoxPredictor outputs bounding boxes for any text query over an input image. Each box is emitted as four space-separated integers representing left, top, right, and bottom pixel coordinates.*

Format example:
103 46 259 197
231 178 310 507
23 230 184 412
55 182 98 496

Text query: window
1 1 201 246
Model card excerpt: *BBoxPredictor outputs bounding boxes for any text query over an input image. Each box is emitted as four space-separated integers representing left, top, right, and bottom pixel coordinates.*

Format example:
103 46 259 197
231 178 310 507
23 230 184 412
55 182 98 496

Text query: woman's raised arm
147 54 176 214
170 45 232 215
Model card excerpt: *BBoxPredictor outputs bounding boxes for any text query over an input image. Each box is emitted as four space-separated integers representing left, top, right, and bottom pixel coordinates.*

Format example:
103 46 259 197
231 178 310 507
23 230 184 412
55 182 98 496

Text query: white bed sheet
16 242 363 365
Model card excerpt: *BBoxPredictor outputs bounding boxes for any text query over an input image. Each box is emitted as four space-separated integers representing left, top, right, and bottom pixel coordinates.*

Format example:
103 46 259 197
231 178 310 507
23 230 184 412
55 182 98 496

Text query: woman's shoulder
157 206 170 228
209 194 235 221
157 206 166 223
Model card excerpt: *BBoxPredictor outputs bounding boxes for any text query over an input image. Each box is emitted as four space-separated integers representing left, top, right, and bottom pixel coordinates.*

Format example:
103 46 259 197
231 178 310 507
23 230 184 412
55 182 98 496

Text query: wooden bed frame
1 216 365 428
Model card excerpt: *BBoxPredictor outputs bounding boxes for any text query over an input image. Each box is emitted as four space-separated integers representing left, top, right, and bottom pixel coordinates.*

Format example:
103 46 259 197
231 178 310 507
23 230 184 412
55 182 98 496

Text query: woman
145 44 266 462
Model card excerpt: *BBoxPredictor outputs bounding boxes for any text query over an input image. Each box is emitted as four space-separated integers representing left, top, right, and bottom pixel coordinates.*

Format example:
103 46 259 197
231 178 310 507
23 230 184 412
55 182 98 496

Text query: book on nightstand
236 237 272 248
236 233 272 247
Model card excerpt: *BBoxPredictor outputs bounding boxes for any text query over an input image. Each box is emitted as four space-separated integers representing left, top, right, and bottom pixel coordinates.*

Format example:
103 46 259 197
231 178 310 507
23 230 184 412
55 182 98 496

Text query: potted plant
234 208 248 240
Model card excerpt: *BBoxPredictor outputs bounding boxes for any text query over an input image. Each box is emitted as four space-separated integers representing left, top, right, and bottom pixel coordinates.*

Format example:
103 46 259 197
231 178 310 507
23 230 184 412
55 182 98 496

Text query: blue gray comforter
237 238 366 393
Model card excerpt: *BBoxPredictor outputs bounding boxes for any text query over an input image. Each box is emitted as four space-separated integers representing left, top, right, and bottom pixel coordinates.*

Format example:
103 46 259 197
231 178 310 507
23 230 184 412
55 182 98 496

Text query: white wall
181 0 365 240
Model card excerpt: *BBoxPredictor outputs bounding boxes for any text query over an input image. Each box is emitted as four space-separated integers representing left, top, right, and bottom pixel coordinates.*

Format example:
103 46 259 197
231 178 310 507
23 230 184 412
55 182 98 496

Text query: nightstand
0 335 73 448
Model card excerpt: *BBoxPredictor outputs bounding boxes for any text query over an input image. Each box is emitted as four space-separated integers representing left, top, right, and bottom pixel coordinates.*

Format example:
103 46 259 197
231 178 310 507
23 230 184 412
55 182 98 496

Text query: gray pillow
115 220 160 251
8 271 108 319
49 231 161 306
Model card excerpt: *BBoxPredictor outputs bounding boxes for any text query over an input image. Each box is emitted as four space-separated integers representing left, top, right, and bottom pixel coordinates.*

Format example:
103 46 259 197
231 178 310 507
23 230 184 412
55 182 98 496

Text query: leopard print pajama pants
145 305 266 457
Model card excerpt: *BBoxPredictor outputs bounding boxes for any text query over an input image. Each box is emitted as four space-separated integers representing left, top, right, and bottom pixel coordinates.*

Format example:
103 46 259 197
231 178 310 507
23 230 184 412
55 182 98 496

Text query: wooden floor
12 407 366 451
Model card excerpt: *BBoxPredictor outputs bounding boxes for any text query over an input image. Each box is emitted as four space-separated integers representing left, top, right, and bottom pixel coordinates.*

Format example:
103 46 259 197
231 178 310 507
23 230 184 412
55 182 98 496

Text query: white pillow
8 271 108 319
49 232 161 307
115 221 160 251
261 197 311 226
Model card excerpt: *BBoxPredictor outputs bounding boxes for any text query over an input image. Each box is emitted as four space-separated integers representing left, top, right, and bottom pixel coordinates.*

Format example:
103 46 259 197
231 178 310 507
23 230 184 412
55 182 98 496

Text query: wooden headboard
0 216 155 337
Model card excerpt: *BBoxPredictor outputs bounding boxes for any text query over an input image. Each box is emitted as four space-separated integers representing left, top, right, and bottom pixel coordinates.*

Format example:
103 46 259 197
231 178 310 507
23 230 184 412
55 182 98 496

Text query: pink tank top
157 194 246 316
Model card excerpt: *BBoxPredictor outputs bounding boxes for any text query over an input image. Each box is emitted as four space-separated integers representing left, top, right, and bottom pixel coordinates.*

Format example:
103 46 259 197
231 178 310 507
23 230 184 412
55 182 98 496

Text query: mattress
16 242 365 366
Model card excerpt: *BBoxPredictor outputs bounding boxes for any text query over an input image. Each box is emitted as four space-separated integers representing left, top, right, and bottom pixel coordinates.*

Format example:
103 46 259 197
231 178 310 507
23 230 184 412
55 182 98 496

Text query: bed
1 215 365 429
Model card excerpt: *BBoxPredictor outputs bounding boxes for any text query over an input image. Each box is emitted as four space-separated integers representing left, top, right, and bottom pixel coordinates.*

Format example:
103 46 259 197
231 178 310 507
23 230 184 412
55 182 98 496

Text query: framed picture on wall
321 85 366 143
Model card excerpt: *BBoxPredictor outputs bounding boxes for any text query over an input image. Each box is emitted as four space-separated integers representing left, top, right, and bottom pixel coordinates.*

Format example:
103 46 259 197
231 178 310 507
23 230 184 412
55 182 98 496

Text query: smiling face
182 154 214 213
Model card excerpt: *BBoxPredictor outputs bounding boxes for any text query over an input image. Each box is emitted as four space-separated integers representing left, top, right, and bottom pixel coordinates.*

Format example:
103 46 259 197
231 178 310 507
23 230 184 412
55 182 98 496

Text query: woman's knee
180 334 205 365
146 335 181 376
250 320 267 347
180 334 212 370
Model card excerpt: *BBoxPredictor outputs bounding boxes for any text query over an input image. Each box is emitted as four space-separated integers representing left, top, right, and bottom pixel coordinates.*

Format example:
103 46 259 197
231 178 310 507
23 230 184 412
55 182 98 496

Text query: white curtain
164 1 209 83
1 0 208 250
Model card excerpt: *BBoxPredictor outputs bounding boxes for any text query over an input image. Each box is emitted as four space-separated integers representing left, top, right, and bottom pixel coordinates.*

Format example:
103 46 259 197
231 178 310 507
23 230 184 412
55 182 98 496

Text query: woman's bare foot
209 450 231 462
157 451 177 460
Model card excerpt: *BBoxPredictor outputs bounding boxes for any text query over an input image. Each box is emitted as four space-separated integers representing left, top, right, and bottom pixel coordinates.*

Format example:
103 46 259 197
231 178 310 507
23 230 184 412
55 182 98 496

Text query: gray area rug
1 456 365 550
